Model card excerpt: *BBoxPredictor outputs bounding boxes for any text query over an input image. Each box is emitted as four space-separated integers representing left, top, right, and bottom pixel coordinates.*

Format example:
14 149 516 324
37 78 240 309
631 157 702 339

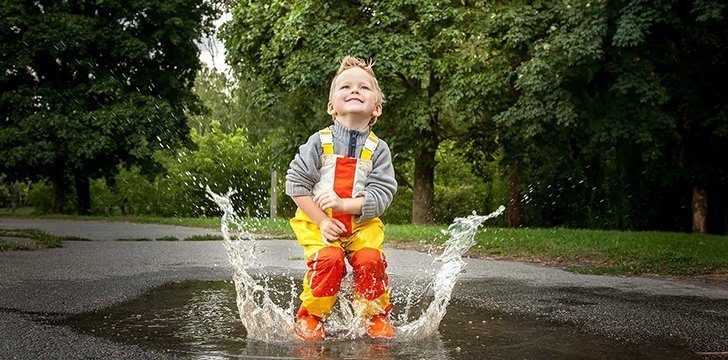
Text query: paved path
1 217 727 358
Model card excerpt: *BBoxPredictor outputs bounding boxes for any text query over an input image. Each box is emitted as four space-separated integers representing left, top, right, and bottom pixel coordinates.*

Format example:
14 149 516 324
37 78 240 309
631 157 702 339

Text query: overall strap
360 131 380 161
319 128 334 155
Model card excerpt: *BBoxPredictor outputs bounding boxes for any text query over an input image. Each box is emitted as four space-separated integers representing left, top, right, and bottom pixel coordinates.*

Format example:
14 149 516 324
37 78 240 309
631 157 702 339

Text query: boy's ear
369 104 382 126
327 102 336 116
372 103 382 117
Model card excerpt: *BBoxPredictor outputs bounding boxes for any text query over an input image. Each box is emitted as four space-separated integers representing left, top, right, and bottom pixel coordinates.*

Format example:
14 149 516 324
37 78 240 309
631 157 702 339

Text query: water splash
206 187 504 341
396 206 505 339
206 188 295 341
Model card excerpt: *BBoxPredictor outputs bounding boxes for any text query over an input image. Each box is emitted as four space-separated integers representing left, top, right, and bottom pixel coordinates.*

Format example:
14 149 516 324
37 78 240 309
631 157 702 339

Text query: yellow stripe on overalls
319 128 334 155
360 131 379 160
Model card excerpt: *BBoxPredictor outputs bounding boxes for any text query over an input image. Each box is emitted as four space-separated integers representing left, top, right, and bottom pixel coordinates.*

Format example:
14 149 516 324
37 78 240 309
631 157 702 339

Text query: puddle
57 279 700 359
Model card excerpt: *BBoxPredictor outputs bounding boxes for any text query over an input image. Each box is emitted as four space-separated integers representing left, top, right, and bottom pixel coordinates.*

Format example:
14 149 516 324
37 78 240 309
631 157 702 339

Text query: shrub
0 179 11 207
26 181 54 213
115 167 157 215
381 187 412 224
155 121 270 217
90 178 117 216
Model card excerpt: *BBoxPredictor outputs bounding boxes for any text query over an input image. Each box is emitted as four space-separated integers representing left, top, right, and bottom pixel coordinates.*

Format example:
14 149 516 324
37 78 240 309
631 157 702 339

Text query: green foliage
0 175 11 207
0 228 63 251
155 121 270 217
381 187 412 225
0 0 218 212
3 0 726 233
461 0 728 232
90 178 117 216
431 140 490 223
115 167 157 215
26 181 54 214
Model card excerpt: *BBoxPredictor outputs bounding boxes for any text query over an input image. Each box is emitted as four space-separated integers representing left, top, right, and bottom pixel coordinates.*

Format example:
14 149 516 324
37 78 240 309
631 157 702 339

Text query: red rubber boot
366 314 394 339
294 307 325 341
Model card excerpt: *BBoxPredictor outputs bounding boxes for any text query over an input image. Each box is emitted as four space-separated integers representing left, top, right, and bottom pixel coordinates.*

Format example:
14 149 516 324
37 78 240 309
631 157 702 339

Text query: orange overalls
290 127 391 320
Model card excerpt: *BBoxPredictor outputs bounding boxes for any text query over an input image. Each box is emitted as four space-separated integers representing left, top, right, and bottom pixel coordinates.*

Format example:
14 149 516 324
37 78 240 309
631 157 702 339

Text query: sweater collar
332 121 370 144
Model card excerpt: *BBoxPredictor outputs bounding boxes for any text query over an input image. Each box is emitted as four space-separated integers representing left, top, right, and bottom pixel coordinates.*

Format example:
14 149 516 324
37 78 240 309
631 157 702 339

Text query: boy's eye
341 85 350 89
361 85 370 90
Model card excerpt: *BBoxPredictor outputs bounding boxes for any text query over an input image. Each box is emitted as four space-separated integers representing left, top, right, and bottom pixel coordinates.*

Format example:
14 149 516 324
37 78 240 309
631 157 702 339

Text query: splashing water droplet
206 186 504 342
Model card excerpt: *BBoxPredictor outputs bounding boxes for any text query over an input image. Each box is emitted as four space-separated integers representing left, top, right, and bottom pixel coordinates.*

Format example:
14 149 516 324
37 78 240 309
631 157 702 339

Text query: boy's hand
314 190 345 212
319 217 347 242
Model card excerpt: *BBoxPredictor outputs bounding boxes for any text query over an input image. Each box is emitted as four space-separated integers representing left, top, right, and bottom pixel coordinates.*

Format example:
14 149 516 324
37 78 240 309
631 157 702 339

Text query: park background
1 0 727 275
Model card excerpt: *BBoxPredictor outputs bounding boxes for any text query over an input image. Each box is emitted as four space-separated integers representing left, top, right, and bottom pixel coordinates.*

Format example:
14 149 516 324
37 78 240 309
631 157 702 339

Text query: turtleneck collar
332 121 370 145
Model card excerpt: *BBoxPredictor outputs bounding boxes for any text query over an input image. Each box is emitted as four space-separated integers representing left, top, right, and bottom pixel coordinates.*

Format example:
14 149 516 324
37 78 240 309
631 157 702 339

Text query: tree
221 0 510 224
467 0 727 233
0 0 217 213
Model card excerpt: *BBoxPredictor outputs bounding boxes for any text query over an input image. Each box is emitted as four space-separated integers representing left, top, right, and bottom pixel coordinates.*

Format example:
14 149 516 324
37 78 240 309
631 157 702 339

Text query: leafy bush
432 184 490 223
155 121 270 217
381 187 412 224
274 172 297 218
26 181 54 213
115 167 157 215
90 178 117 216
0 177 11 207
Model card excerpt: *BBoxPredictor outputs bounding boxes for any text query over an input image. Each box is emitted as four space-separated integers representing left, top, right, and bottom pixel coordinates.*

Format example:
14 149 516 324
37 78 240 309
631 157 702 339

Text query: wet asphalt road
0 218 727 359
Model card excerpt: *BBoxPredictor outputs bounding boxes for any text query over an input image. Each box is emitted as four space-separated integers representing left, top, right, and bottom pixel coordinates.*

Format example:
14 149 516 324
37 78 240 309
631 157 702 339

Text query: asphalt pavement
1 218 726 359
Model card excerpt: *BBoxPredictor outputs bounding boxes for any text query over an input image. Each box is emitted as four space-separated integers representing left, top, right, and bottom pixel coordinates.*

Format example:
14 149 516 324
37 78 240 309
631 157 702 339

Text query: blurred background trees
1 0 218 214
1 0 726 234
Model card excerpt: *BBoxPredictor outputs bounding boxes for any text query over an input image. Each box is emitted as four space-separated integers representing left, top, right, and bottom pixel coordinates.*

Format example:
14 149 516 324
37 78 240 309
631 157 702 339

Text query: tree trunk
507 162 523 228
692 185 707 233
51 158 65 213
75 173 91 215
412 144 436 225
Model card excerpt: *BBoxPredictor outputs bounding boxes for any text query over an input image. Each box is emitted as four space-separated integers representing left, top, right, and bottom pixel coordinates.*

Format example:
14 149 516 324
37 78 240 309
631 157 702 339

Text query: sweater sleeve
285 132 322 197
356 140 398 222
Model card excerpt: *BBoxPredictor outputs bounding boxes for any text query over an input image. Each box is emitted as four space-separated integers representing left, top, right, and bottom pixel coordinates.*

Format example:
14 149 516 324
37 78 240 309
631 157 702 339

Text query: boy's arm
291 195 328 225
285 133 322 198
291 195 346 241
314 192 364 215
285 132 346 241
355 140 397 222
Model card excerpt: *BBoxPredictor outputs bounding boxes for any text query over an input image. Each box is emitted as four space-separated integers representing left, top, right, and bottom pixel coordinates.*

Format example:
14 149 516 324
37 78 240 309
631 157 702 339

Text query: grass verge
2 209 727 277
384 224 728 277
0 228 63 251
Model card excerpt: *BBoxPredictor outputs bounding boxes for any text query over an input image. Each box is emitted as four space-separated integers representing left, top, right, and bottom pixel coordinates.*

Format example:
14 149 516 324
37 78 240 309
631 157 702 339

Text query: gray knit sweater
285 121 398 222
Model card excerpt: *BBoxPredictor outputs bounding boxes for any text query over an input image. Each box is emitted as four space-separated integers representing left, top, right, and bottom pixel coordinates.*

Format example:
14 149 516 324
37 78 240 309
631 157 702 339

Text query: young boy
285 56 398 341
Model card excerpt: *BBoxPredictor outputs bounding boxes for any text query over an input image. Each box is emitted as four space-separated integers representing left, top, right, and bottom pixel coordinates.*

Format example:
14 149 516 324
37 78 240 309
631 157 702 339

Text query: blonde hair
328 56 386 125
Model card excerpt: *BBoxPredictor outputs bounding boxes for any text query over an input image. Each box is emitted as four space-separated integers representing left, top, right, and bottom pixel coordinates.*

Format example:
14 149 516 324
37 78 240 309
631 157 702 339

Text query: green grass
184 234 224 241
58 235 92 241
481 227 728 276
0 228 63 251
3 208 727 276
382 224 728 276
475 226 723 276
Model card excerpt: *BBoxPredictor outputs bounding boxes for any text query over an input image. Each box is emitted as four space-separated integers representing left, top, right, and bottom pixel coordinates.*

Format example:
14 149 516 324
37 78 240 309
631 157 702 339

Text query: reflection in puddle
58 280 699 359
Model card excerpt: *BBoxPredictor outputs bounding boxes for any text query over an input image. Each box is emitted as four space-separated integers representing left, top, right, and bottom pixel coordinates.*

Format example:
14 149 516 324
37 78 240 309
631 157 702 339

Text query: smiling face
327 67 382 127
